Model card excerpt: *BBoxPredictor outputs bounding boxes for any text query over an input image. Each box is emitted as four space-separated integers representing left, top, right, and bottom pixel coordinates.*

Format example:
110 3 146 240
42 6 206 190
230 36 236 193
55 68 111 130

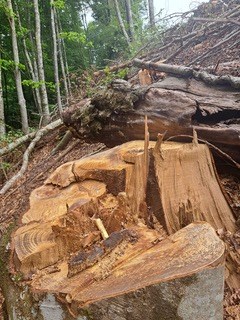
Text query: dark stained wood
63 77 240 162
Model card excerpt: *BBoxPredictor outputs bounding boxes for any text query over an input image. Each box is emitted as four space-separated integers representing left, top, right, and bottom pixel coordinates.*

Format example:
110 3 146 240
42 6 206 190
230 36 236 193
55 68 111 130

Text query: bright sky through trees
155 0 209 15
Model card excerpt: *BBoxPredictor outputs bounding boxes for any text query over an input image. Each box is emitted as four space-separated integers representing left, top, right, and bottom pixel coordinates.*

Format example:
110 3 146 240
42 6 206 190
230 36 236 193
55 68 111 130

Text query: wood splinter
95 218 109 240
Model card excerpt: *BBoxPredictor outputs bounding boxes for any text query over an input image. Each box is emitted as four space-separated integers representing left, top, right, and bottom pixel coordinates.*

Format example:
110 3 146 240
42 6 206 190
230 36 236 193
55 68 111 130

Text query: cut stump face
11 140 237 319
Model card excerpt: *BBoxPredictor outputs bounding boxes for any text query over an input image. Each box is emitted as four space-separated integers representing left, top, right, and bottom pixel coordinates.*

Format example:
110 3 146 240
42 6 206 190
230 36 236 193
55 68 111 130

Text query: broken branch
0 131 36 157
192 17 240 27
0 119 63 195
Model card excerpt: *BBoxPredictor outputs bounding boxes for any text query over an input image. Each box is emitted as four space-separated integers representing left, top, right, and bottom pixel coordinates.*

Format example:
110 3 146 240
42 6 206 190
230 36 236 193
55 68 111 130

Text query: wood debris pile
137 0 240 75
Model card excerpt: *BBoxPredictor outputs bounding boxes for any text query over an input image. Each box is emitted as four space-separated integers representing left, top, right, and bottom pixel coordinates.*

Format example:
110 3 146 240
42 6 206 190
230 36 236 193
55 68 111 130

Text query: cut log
9 139 239 319
133 58 240 88
63 77 240 163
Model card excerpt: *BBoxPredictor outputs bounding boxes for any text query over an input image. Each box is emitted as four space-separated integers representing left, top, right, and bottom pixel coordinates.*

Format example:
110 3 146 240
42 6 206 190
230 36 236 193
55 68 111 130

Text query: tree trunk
55 7 69 103
62 76 240 162
56 9 72 97
50 0 62 113
125 0 134 41
148 0 155 27
8 139 237 319
113 0 131 46
7 0 29 134
0 52 6 136
15 2 42 115
33 0 50 126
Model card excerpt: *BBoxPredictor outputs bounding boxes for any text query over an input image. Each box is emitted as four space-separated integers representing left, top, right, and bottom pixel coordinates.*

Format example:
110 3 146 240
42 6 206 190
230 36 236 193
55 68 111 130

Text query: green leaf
60 31 86 43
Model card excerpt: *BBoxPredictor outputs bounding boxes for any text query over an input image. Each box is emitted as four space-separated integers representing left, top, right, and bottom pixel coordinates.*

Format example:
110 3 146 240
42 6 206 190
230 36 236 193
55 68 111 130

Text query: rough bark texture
133 58 240 88
63 77 240 162
9 139 237 319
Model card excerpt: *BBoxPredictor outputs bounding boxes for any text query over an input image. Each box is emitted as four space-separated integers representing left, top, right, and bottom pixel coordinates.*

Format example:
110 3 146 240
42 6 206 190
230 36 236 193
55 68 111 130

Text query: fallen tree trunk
133 58 240 88
63 76 240 162
7 139 238 319
0 119 63 195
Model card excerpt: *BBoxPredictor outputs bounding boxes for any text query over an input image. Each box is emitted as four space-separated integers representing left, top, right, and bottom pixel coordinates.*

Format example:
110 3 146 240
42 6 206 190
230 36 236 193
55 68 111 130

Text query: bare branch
0 119 62 195
192 17 240 27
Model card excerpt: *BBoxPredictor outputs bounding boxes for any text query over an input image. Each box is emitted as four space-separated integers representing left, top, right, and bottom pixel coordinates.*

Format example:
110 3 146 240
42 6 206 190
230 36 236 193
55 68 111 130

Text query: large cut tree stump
9 140 238 319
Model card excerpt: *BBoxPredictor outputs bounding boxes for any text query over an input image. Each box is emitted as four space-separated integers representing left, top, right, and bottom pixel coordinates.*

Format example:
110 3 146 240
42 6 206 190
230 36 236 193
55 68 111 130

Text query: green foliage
87 0 150 66
60 31 86 43
0 0 166 134
0 59 25 71
87 20 127 67
53 0 65 9
22 79 56 92
17 26 29 37
0 161 11 170
85 67 129 97
0 128 24 146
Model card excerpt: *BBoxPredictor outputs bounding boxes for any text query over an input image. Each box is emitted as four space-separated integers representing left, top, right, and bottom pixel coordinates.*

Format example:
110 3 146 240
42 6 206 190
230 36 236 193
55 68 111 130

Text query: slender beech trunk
55 8 69 103
7 0 29 134
33 0 50 126
15 2 42 115
50 0 62 113
56 10 71 97
113 0 131 46
30 31 43 112
0 52 5 136
125 0 134 41
148 0 155 27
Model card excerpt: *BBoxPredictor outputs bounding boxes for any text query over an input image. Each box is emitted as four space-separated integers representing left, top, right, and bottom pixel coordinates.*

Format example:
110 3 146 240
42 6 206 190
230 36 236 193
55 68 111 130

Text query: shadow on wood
9 140 238 319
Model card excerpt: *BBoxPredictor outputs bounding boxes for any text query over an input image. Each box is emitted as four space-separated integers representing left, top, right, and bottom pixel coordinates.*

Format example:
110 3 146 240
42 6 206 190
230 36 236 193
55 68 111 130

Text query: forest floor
1 0 240 318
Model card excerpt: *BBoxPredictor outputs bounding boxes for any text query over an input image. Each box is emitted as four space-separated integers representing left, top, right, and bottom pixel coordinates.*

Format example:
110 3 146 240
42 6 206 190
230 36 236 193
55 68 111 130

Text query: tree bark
55 7 69 103
55 9 71 97
33 0 50 126
62 77 240 162
15 2 42 115
125 0 134 41
7 0 29 134
113 0 131 46
148 0 155 27
50 0 62 113
0 52 6 136
133 58 240 88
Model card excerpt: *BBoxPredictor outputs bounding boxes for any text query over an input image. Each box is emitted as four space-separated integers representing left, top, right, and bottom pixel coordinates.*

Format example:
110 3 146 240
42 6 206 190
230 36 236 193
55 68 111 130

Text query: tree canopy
0 0 158 136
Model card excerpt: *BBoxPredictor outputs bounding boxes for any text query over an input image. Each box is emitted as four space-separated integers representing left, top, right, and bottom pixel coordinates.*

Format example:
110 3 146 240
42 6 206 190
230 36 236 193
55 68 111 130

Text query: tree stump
9 140 238 319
